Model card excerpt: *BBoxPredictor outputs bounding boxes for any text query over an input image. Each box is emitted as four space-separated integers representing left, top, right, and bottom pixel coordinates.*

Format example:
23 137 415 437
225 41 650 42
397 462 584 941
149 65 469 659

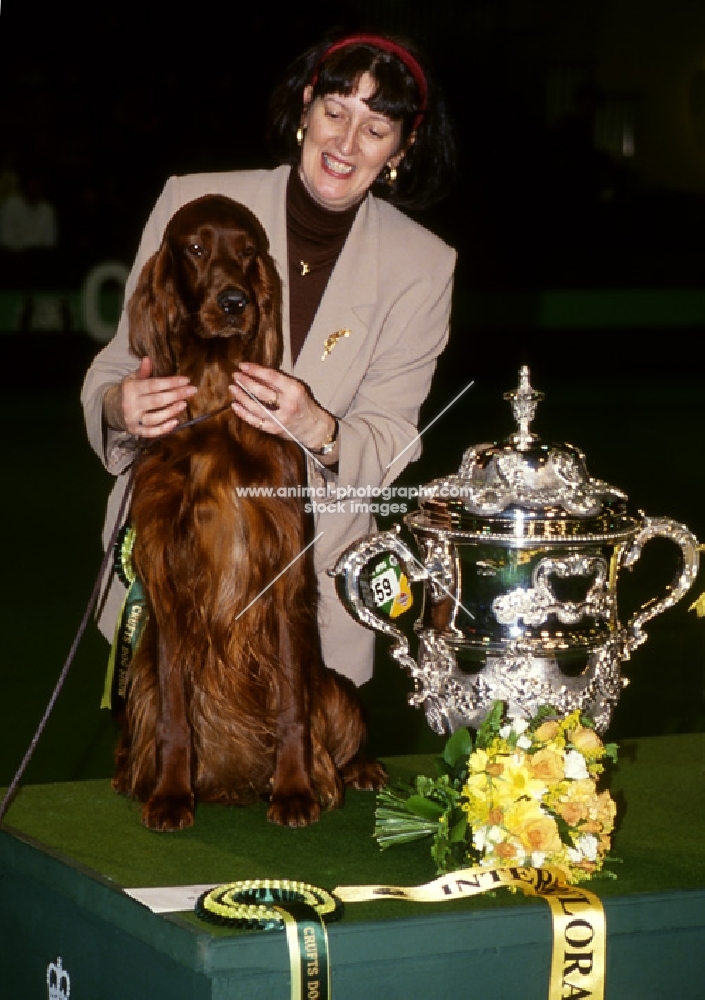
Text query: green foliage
374 782 443 849
528 705 560 730
373 768 469 873
404 794 446 821
475 701 505 749
554 813 573 847
442 727 473 769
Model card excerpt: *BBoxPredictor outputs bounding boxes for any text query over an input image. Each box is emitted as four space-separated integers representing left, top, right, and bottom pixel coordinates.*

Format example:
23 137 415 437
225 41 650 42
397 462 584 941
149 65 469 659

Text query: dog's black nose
217 289 249 314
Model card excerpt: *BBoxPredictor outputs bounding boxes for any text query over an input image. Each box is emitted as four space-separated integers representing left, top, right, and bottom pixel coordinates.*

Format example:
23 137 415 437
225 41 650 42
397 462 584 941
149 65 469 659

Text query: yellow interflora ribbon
321 329 351 361
335 865 605 1000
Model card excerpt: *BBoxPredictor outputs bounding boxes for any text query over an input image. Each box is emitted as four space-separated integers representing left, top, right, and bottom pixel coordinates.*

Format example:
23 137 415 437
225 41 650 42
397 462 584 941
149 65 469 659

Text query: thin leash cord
0 467 135 822
0 403 231 823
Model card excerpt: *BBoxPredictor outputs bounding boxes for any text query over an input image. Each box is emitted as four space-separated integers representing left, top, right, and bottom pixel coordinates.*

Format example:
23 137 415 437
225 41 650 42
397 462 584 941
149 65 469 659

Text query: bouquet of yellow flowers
375 702 618 883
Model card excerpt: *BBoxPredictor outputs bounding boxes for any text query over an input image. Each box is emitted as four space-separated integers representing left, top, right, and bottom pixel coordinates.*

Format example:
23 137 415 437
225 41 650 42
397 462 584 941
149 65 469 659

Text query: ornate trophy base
410 632 629 735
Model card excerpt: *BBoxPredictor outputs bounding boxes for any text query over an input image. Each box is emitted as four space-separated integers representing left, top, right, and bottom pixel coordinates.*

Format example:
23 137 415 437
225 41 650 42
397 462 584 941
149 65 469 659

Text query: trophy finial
504 366 544 450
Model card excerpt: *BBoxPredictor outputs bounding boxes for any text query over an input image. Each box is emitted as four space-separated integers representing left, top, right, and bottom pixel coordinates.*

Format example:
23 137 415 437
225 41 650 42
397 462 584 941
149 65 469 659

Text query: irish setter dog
113 194 385 831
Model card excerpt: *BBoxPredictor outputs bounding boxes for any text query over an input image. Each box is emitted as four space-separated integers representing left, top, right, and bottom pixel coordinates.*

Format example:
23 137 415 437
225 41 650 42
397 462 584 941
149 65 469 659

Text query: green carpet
3 734 704 928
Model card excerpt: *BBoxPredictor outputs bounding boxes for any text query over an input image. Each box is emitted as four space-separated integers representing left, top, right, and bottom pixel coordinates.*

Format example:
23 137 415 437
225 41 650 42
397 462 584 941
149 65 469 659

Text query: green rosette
196 879 342 1000
114 523 137 588
101 524 148 711
195 878 342 930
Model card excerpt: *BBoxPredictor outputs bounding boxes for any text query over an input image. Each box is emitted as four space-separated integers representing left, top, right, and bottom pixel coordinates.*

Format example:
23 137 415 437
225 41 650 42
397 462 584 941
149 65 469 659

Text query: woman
82 32 457 686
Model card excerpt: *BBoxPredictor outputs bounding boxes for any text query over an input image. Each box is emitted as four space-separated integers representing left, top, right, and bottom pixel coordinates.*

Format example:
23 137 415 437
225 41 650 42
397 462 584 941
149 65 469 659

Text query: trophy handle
329 525 427 674
621 515 700 653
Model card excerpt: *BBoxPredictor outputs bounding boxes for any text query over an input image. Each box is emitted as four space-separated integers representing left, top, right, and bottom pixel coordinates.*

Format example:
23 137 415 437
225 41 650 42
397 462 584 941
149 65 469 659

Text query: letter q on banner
81 261 129 343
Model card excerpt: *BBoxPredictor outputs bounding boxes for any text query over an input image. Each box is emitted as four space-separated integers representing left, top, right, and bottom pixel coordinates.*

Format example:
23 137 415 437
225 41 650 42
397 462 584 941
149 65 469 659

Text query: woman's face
299 72 405 212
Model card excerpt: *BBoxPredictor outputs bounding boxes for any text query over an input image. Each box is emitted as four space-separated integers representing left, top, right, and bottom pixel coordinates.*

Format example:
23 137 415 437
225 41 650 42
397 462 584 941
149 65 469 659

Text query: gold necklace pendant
300 261 311 276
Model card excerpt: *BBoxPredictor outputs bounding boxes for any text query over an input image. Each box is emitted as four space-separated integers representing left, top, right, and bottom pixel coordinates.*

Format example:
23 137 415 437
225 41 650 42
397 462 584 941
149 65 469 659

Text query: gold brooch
322 329 351 361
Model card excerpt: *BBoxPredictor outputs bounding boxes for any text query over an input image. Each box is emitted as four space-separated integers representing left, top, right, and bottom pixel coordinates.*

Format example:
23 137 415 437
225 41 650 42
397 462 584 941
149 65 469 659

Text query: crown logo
47 956 71 1000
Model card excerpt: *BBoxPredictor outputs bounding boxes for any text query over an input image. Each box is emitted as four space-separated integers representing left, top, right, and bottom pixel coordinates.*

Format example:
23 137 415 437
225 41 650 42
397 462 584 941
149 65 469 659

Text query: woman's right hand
103 356 197 438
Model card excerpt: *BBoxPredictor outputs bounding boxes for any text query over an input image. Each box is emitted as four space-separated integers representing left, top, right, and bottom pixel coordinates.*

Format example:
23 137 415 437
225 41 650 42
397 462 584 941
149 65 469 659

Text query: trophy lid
412 366 634 540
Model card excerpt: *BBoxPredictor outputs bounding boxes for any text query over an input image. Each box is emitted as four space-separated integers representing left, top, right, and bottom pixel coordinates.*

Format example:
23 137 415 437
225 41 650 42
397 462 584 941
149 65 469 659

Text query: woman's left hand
229 362 336 456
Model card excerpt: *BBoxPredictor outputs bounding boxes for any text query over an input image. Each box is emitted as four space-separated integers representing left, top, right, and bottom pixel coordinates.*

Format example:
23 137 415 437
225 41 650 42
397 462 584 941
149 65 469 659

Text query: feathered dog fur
113 194 385 831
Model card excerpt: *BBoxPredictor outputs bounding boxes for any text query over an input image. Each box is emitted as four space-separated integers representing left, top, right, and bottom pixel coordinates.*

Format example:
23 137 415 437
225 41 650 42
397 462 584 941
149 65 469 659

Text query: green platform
2 736 705 998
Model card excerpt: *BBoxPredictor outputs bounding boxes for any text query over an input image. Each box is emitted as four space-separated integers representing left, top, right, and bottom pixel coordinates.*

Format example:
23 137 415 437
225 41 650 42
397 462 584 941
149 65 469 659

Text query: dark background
1 0 704 786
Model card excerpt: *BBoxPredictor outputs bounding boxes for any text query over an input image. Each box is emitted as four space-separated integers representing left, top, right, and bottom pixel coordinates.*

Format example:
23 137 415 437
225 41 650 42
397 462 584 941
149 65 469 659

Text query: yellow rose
529 748 565 784
578 820 601 834
503 796 543 830
494 841 517 859
502 798 562 857
521 816 563 855
569 725 604 756
533 720 560 742
568 778 598 804
558 800 588 826
594 790 617 830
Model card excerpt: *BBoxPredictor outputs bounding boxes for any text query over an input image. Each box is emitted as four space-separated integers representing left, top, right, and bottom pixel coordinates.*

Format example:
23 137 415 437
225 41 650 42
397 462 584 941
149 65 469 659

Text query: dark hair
267 32 456 211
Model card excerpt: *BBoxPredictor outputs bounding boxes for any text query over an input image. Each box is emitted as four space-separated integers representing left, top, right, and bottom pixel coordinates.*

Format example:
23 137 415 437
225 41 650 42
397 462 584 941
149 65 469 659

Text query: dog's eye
187 242 206 258
241 245 256 263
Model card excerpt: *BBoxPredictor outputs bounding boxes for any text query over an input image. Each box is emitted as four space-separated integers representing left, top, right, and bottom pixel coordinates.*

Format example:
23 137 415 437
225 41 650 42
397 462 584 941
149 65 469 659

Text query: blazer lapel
292 195 379 409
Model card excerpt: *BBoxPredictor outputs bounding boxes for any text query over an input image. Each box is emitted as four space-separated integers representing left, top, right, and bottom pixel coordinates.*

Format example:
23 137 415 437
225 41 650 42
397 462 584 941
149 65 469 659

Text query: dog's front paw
268 792 321 828
111 771 130 797
340 755 388 791
142 794 195 832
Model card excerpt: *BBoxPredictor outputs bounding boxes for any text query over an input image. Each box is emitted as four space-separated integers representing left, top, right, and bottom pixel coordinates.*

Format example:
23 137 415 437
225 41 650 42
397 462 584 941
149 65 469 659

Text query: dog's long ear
251 251 283 369
127 244 182 376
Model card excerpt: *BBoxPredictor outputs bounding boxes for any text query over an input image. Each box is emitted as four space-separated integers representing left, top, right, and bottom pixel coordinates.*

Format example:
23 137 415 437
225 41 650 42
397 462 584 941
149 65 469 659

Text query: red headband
310 33 428 131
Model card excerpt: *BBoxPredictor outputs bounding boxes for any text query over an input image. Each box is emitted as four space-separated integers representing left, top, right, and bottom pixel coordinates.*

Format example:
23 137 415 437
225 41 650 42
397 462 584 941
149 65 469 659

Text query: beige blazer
82 165 456 684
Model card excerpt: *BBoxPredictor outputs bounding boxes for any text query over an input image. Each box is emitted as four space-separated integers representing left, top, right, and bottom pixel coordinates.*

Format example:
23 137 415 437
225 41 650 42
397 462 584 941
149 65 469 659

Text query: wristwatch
311 418 339 456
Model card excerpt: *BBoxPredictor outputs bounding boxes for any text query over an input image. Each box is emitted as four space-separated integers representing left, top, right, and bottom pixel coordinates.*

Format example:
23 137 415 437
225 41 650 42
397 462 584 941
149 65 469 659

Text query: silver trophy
331 367 700 734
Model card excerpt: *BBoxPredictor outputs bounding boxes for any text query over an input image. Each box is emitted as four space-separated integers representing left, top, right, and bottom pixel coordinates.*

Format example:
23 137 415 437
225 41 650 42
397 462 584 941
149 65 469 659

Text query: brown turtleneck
286 168 360 364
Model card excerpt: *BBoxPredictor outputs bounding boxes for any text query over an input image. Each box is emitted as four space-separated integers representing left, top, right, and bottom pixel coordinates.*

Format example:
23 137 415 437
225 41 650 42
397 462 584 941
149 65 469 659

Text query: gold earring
296 126 305 146
386 164 397 184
